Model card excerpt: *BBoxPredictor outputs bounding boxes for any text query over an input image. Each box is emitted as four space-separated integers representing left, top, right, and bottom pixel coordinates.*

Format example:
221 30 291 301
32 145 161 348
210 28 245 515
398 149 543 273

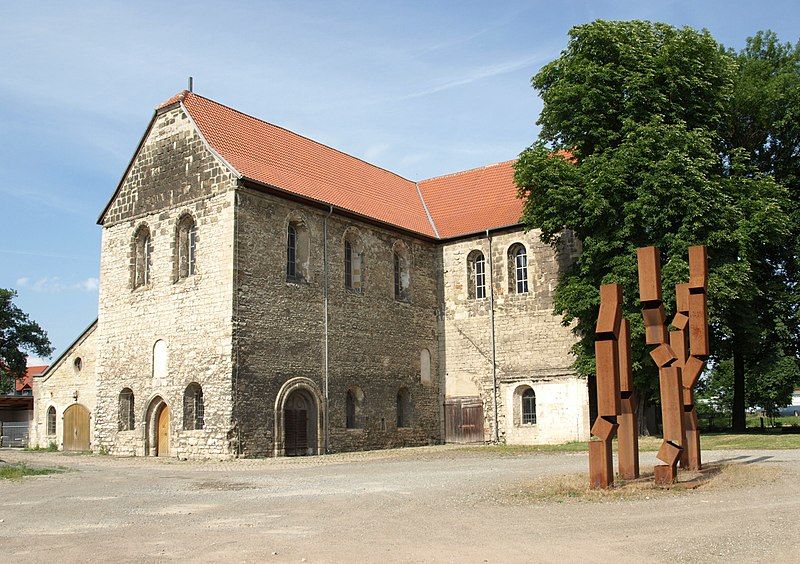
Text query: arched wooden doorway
284 389 316 456
63 404 90 451
274 377 324 457
145 396 170 457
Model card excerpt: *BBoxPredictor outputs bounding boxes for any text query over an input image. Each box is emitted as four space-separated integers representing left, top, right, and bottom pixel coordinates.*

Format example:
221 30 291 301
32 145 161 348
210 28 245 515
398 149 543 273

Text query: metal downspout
323 205 334 454
486 229 499 443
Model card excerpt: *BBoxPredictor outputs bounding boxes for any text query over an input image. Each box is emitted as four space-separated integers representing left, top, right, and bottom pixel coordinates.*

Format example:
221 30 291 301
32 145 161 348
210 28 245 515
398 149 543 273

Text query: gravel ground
1 445 798 563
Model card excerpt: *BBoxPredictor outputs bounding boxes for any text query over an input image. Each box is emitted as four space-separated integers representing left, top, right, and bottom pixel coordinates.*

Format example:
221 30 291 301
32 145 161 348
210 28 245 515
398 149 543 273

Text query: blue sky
2 1 799 361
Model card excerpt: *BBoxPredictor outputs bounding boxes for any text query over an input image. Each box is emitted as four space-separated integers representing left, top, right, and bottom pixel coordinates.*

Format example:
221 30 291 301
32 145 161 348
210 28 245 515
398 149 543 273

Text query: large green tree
514 21 797 429
723 31 800 429
0 288 52 393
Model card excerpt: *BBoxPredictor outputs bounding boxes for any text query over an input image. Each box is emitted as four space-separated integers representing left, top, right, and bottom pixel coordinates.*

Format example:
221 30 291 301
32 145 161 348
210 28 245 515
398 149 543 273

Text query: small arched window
467 250 486 300
396 386 411 428
133 225 152 288
73 357 82 374
508 243 529 294
46 406 56 436
346 386 364 429
118 388 135 431
522 388 536 425
393 242 410 302
176 215 197 280
183 383 204 430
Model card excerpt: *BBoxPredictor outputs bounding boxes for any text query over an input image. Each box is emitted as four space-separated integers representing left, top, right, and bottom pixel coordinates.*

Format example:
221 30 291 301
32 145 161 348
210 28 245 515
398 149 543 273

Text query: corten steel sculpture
617 317 639 480
589 284 622 489
637 247 685 485
682 246 709 470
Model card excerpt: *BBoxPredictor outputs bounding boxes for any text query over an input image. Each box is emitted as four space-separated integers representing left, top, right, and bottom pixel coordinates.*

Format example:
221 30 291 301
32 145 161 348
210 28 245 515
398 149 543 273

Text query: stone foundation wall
94 105 236 459
441 229 589 443
232 187 441 456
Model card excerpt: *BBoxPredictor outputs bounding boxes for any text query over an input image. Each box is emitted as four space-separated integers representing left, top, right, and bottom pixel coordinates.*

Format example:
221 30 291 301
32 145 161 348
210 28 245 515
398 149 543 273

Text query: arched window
118 388 135 431
286 220 310 282
46 406 56 436
393 242 410 302
346 386 364 429
396 387 411 428
176 214 197 280
467 250 486 300
508 243 529 294
133 225 152 288
522 388 537 425
152 340 168 381
183 383 204 430
420 349 431 385
73 357 82 374
344 236 364 292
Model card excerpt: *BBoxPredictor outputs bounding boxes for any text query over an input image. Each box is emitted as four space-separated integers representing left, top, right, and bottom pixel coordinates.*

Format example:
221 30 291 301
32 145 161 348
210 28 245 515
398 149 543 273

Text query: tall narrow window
183 383 204 430
46 406 56 436
522 388 536 425
393 252 401 299
344 240 353 289
286 223 297 279
176 215 197 280
393 242 410 301
396 387 411 428
118 388 135 431
508 243 529 294
467 250 486 300
133 226 151 288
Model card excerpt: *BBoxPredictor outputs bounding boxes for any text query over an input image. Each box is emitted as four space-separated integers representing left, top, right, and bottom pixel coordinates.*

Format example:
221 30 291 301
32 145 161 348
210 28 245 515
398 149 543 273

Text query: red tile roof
18 365 48 392
157 91 524 239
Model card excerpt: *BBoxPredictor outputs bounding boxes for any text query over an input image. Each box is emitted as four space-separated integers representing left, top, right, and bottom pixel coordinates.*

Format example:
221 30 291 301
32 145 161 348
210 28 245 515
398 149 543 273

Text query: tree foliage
514 21 799 419
0 289 52 393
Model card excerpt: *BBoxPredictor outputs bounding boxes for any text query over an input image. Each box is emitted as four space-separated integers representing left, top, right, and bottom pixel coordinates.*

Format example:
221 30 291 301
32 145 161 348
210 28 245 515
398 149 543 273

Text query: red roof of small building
18 365 48 392
156 91 524 239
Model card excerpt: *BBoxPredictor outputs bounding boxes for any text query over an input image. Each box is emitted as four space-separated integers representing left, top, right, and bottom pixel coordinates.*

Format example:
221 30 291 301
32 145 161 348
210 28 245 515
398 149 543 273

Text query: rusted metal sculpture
683 246 709 470
637 247 685 485
589 284 622 489
617 317 639 480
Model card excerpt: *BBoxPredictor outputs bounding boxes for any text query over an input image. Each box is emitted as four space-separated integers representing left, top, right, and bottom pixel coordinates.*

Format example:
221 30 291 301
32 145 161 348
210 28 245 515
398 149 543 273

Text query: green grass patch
24 442 59 452
0 463 63 480
455 431 800 455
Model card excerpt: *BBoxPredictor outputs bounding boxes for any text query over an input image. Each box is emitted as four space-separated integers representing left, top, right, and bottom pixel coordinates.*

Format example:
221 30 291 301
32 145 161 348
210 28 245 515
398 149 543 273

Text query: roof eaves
414 182 440 239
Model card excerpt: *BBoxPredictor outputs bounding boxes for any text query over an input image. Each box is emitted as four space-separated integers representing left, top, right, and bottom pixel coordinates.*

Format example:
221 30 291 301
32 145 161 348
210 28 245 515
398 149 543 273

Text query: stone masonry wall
31 324 97 449
95 105 236 459
441 229 590 444
233 187 441 456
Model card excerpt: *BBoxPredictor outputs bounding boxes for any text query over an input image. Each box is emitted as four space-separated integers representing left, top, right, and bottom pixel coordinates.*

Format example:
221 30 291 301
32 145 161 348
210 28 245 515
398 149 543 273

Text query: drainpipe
323 205 334 454
486 229 499 443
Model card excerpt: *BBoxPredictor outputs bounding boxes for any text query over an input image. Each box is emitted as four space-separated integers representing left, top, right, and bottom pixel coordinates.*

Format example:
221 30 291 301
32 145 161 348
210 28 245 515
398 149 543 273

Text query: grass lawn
0 463 63 480
459 431 800 455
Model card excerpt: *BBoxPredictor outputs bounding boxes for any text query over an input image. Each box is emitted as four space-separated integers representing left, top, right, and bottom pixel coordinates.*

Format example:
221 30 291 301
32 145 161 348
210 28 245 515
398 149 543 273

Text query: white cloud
16 276 29 287
363 143 391 161
21 276 99 294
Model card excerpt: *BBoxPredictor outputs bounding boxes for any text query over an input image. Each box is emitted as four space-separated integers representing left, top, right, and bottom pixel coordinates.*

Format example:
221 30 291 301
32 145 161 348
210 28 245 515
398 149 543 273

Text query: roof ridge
182 91 418 187
419 159 517 184
414 182 440 239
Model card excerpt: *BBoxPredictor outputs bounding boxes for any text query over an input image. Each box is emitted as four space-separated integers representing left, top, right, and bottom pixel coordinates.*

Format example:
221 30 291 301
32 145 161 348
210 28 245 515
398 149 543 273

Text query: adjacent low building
32 90 589 458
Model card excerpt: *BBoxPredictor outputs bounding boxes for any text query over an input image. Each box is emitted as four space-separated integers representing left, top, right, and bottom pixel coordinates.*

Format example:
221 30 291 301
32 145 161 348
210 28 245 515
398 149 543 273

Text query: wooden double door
63 404 90 451
444 398 485 443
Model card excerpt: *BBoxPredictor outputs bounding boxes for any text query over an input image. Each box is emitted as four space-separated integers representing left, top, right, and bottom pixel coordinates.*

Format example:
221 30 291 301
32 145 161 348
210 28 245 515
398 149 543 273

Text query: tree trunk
732 334 747 432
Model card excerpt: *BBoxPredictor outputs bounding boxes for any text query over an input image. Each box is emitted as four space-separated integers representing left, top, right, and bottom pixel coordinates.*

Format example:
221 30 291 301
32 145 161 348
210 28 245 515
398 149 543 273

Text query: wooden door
63 404 90 451
284 393 308 456
157 405 170 457
444 398 484 443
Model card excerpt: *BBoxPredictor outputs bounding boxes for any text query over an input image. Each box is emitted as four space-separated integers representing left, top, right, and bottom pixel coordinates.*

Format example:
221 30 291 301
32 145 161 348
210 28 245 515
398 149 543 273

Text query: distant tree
514 21 796 431
0 289 52 393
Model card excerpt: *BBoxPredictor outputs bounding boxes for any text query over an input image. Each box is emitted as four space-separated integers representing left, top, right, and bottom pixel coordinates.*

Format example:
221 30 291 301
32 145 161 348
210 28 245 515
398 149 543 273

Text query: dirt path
1 446 798 562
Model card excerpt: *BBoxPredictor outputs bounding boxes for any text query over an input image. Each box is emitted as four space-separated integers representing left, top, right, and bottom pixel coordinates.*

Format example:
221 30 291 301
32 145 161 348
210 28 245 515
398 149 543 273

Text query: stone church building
32 91 589 458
